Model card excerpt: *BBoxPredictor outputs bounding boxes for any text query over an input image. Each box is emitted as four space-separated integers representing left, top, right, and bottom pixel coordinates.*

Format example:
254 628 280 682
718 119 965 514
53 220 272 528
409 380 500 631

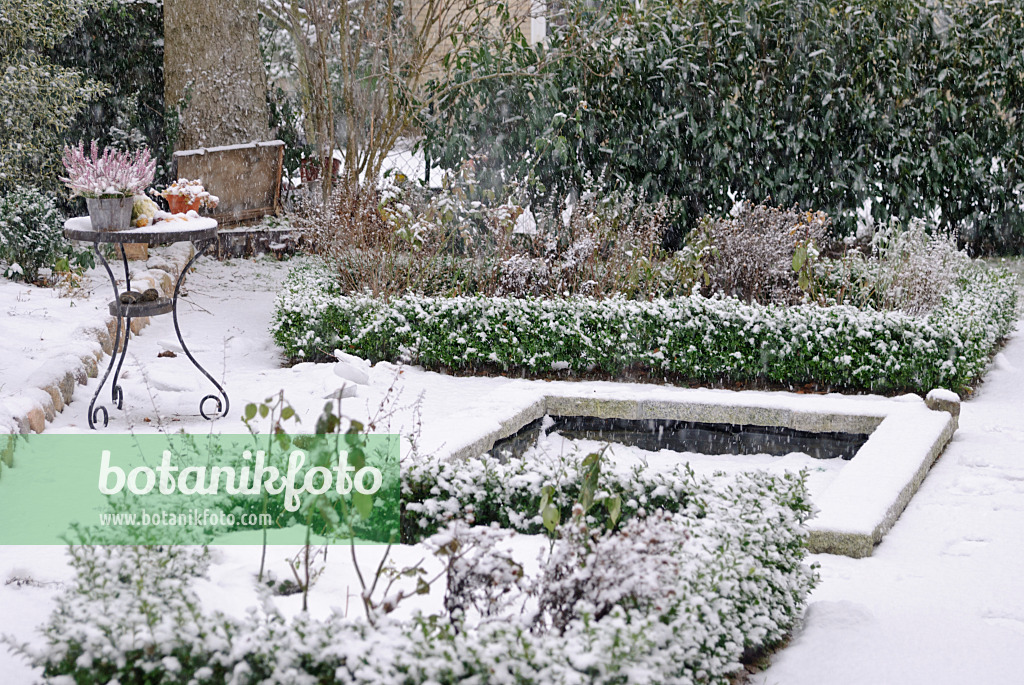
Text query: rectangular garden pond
431 385 957 558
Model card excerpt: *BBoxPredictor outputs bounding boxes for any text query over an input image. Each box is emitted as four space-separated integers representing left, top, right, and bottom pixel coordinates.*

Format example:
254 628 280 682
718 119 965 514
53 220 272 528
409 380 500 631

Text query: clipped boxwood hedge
272 258 1017 393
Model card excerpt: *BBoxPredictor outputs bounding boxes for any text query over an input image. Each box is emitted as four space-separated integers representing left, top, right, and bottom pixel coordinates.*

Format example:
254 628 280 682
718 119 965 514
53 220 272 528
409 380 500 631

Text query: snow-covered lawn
754 342 1024 684
1 255 1022 683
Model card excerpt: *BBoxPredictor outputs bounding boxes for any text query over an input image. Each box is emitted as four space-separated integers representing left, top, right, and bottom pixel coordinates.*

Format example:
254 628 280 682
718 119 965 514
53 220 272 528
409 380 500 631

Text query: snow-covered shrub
402 448 721 541
273 257 1017 393
10 464 815 685
694 202 832 305
536 509 692 632
822 218 971 314
549 186 672 299
425 521 527 624
485 187 671 299
5 545 229 684
413 463 816 680
293 175 506 298
530 471 816 672
0 186 84 282
296 172 682 299
498 253 552 297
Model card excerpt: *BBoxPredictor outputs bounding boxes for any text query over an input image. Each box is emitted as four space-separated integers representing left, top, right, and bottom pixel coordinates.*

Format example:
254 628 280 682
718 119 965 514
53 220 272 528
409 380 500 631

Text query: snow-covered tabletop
64 215 218 245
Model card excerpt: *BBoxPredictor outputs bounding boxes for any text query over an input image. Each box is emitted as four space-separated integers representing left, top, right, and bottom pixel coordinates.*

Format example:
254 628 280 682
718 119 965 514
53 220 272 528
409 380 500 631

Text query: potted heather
61 142 156 231
152 178 219 215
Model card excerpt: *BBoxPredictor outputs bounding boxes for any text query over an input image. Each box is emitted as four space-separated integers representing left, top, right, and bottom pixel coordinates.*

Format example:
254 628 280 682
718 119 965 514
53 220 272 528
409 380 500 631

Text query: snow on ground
1 255 1023 683
0 278 107 411
753 320 1024 685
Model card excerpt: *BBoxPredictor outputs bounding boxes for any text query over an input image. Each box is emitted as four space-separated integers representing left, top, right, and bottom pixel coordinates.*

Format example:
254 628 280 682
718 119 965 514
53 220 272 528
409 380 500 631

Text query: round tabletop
64 216 218 245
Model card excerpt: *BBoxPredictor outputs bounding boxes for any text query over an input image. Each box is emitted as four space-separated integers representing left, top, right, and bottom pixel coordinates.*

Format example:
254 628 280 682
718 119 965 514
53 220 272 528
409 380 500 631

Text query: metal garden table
64 217 229 429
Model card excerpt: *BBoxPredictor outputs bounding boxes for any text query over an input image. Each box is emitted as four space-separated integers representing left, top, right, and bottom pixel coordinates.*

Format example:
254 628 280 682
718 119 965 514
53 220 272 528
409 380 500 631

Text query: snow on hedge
10 456 816 685
272 258 1018 394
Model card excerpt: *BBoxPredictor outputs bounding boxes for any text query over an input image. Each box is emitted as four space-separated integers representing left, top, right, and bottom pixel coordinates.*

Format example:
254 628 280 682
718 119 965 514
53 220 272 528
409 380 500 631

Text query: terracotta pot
86 197 134 231
166 194 201 214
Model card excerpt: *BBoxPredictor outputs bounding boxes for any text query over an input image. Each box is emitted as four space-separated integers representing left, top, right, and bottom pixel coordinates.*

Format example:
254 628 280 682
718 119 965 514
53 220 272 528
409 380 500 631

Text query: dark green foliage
48 0 169 213
0 0 104 195
422 0 1024 253
267 85 313 180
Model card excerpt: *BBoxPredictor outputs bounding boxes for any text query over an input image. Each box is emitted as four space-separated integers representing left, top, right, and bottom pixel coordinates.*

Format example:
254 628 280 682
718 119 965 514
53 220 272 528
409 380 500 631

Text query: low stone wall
0 243 195 476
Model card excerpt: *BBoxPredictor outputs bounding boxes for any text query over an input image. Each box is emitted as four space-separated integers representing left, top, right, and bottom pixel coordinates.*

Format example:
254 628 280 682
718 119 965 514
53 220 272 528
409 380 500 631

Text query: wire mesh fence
281 138 446 210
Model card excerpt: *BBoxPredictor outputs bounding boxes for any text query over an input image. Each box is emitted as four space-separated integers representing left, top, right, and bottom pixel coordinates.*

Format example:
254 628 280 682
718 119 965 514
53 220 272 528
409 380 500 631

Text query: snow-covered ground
0 278 107 410
1 255 1022 683
753 346 1024 683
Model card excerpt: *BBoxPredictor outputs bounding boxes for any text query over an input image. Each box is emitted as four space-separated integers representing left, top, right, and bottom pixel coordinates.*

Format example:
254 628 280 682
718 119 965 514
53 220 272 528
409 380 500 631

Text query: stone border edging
0 243 195 476
437 387 957 558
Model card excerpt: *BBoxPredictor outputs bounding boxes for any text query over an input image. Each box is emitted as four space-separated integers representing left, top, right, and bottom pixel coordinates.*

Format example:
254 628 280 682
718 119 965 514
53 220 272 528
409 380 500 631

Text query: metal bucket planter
86 197 134 231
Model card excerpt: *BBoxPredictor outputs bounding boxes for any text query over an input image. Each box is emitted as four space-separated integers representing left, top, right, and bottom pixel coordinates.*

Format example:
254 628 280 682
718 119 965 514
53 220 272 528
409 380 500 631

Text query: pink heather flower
60 141 157 198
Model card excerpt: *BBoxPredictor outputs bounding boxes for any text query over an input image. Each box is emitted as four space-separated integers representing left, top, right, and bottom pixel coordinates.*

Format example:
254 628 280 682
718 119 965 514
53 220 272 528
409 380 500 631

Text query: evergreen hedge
272 258 1017 394
422 0 1024 252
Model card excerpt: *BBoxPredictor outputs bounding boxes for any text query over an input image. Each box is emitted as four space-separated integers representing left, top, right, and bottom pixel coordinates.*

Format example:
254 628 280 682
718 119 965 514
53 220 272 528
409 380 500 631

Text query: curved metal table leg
172 240 229 420
88 242 125 429
110 248 132 411
110 318 129 410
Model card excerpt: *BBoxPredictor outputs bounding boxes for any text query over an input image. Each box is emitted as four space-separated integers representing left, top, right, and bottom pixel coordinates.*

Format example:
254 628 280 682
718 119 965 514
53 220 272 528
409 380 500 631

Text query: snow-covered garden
3 0 1024 683
1 249 1022 684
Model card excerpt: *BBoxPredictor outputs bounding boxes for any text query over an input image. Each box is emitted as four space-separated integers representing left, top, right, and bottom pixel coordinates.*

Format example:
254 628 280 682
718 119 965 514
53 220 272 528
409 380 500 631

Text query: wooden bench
173 140 284 225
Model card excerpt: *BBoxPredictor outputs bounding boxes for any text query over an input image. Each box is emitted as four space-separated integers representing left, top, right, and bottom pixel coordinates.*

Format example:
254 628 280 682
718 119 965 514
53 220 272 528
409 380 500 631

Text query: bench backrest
173 140 284 224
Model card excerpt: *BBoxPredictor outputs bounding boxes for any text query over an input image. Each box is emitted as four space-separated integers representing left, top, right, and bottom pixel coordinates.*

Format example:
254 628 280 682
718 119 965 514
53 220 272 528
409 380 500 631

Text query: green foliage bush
0 0 105 194
272 257 1017 394
48 0 171 206
422 0 1024 252
0 186 88 282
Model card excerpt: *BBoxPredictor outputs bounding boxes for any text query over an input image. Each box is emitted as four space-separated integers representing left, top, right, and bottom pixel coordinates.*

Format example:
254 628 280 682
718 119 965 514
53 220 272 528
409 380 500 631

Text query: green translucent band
0 433 400 546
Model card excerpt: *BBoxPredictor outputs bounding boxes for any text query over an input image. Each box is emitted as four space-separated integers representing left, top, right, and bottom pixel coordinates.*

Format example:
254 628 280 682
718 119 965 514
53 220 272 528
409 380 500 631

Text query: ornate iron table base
64 217 229 429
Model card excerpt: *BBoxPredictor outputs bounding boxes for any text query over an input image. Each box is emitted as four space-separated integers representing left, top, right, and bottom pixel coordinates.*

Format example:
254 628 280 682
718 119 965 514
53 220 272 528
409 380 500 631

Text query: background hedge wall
422 0 1024 253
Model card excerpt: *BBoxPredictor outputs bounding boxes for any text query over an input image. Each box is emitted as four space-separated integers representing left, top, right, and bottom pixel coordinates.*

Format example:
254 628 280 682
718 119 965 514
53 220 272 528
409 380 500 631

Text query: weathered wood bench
173 140 285 225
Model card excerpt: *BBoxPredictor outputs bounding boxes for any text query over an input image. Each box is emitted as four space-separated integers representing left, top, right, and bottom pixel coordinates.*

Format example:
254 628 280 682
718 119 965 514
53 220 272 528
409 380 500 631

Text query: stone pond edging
435 386 960 559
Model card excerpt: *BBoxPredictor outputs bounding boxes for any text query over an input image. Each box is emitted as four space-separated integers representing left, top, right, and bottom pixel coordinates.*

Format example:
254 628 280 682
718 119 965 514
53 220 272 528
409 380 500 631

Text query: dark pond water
490 416 870 462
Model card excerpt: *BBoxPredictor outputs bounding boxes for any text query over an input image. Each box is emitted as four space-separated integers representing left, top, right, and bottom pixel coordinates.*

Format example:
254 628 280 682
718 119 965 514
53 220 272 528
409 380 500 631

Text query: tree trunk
164 0 270 151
